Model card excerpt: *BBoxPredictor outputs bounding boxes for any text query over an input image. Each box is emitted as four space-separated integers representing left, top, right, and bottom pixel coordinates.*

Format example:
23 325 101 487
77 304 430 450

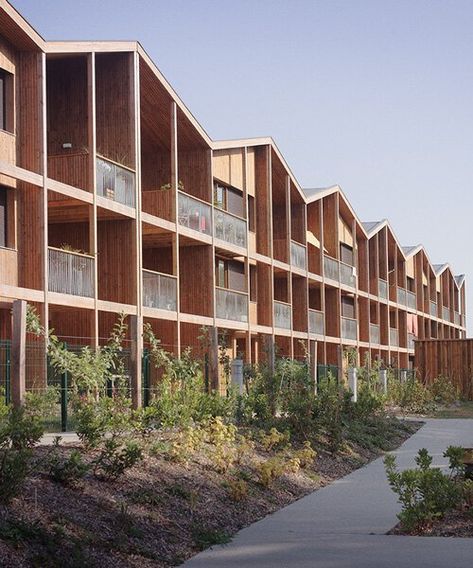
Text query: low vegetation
0 309 428 565
385 446 473 535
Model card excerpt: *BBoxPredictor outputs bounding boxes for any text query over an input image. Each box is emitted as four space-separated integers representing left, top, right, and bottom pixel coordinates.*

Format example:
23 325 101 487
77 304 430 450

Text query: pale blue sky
12 0 472 332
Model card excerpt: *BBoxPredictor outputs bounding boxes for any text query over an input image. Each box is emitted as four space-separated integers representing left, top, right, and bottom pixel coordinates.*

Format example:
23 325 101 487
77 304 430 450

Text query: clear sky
11 0 473 332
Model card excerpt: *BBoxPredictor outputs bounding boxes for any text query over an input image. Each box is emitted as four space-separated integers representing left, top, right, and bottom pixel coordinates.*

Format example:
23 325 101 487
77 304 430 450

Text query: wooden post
209 326 219 392
11 300 27 408
310 339 318 394
129 314 142 409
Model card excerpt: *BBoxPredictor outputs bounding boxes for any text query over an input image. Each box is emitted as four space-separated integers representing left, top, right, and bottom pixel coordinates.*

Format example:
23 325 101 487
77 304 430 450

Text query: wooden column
129 314 142 408
11 300 27 407
208 326 219 391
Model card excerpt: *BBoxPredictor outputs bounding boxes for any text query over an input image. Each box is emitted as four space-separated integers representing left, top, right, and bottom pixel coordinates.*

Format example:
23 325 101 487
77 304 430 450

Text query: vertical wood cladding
179 244 213 316
292 276 308 332
96 53 134 169
257 263 272 327
177 149 211 203
17 182 43 290
97 219 135 304
49 307 93 344
48 221 89 252
254 146 270 256
142 246 173 274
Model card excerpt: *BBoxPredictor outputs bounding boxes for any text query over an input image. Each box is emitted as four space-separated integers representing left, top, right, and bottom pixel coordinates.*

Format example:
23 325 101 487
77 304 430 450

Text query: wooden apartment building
0 1 467 384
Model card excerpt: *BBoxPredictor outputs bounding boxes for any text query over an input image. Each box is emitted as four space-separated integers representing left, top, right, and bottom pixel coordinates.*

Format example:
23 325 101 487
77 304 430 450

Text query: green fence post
61 371 68 432
5 341 11 405
142 349 150 407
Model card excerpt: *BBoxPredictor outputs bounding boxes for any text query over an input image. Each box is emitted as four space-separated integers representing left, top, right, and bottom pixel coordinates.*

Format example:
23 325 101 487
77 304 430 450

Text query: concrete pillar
348 367 358 402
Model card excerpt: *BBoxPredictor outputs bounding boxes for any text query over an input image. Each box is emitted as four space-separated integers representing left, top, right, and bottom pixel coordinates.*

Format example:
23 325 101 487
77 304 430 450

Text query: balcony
370 323 380 344
96 156 135 208
274 301 292 330
406 290 416 310
142 270 177 311
323 255 339 282
379 279 388 300
454 312 460 326
323 255 356 288
430 300 437 317
178 191 212 236
309 309 324 335
389 327 398 347
442 306 451 322
48 247 94 298
408 333 415 350
290 241 307 270
216 287 248 323
214 208 247 248
397 287 407 306
341 316 357 341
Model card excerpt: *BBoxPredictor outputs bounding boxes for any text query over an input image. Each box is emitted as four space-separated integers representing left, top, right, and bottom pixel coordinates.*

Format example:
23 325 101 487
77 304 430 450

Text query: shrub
93 439 143 481
388 374 436 415
260 427 290 451
256 457 285 487
224 478 249 502
384 448 461 532
429 375 459 406
292 441 317 469
0 393 47 504
48 441 89 486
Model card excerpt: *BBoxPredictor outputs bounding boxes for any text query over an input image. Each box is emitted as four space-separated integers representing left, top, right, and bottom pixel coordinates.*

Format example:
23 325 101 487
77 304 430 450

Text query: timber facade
0 1 467 391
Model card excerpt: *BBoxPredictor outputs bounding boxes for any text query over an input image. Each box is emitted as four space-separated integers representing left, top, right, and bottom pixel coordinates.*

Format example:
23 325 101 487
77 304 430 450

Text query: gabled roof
362 220 386 235
455 275 466 288
402 245 422 257
433 263 449 276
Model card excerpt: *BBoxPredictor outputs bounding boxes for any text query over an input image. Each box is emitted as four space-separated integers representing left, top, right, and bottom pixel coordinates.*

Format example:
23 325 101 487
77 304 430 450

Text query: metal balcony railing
274 301 292 330
323 255 339 282
48 247 94 298
323 255 356 288
370 323 380 344
430 300 437 317
216 287 248 323
96 156 136 208
389 327 399 347
290 241 307 270
408 333 415 350
142 270 177 311
309 309 324 335
341 316 357 340
442 306 451 322
178 191 212 236
397 287 407 306
214 208 247 248
406 290 416 310
454 312 460 325
379 279 388 300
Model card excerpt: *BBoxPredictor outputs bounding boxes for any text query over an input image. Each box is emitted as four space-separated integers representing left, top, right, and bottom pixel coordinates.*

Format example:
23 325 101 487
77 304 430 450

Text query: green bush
93 438 143 481
48 442 89 487
388 374 436 415
384 448 461 532
429 375 459 406
0 393 47 503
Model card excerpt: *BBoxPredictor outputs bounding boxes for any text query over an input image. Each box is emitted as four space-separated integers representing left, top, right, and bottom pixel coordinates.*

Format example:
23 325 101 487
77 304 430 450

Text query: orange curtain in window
407 314 418 335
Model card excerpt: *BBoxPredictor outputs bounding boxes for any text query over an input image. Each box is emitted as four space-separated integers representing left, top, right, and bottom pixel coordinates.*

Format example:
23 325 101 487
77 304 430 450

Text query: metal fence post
61 370 68 432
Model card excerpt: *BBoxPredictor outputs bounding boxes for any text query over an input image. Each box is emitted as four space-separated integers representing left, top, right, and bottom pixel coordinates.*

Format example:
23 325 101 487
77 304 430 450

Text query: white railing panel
142 270 177 311
48 248 94 298
178 192 212 236
216 288 248 323
214 209 247 248
96 156 136 208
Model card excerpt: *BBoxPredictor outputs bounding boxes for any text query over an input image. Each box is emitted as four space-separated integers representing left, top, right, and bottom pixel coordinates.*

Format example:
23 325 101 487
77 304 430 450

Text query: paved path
184 419 473 567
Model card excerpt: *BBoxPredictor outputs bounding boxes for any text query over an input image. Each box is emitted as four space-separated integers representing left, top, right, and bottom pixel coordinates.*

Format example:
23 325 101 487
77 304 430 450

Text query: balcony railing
48 247 94 298
454 312 460 326
408 333 415 350
442 306 450 322
216 287 248 323
379 279 388 300
178 191 212 236
406 290 416 310
397 287 407 306
370 323 380 344
389 327 399 347
274 301 292 330
323 255 356 288
96 156 136 208
214 208 247 248
142 270 177 311
309 309 324 335
323 255 339 282
341 316 357 340
290 241 307 270
430 300 437 317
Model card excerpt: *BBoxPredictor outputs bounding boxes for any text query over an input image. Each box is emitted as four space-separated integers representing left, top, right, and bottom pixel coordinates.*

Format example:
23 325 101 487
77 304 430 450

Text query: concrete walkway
184 419 473 567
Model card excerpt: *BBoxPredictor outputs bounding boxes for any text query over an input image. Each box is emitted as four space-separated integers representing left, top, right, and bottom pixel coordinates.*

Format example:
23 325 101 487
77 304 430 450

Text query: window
0 70 12 133
340 242 354 266
0 187 7 248
213 181 244 217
